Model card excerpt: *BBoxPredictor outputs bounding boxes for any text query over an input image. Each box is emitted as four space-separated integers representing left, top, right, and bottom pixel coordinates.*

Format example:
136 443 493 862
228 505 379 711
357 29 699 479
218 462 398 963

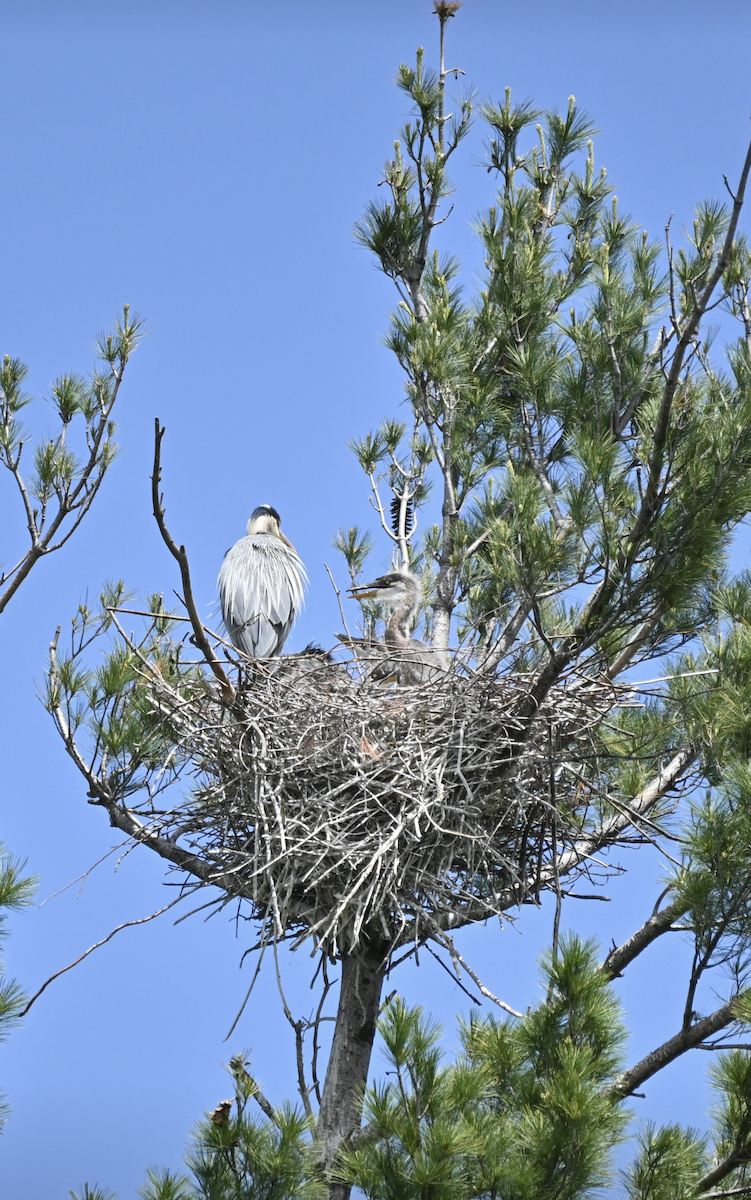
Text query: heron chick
218 504 307 659
349 570 448 685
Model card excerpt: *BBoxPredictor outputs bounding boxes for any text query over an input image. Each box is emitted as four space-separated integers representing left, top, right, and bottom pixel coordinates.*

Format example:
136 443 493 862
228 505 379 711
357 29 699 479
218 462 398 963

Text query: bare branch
311 957 334 1106
698 1186 751 1198
367 470 398 545
610 993 746 1098
607 617 661 680
19 890 193 1017
521 407 569 534
427 921 523 1017
223 939 270 1043
602 895 689 978
249 1082 279 1126
481 602 531 672
325 563 353 643
0 311 139 613
151 419 234 705
628 136 751 551
273 940 313 1118
695 1149 751 1194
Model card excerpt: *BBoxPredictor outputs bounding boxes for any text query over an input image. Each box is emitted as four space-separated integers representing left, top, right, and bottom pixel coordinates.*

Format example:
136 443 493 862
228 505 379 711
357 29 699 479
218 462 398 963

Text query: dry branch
610 993 747 1099
151 419 235 704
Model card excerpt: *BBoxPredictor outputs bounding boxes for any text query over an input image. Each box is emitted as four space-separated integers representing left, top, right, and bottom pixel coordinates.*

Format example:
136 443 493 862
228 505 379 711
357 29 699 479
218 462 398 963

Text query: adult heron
348 570 449 685
218 504 307 659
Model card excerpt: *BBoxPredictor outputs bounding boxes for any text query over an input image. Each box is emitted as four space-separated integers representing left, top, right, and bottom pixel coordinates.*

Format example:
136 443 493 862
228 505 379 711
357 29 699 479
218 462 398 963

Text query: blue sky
1 0 750 1194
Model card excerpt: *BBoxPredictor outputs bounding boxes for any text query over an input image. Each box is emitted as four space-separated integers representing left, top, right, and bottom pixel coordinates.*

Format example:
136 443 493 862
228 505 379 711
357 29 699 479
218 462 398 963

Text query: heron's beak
348 586 378 600
278 529 296 551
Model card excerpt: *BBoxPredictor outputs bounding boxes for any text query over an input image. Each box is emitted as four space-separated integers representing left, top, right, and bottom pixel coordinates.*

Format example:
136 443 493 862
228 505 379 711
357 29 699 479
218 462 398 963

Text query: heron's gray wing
403 638 449 683
368 638 448 685
217 535 307 658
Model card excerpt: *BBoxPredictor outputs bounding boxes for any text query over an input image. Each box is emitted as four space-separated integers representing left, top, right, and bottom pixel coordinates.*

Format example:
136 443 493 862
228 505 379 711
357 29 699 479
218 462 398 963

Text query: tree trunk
316 940 386 1200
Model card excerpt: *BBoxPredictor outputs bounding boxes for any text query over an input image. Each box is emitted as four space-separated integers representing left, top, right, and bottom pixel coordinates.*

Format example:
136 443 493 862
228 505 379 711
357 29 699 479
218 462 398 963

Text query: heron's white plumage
218 526 307 659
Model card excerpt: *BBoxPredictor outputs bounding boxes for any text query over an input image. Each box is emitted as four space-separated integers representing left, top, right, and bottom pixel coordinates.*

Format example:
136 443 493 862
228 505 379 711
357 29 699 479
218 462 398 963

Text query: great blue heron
218 504 307 659
348 570 449 685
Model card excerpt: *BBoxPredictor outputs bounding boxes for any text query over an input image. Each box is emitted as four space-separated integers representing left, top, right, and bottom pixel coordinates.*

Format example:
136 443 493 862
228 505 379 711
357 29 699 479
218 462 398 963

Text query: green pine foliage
69 1187 118 1200
339 941 751 1200
622 1124 709 1200
0 843 35 1131
341 937 628 1200
177 1106 321 1200
0 307 139 1135
0 306 142 616
348 63 751 676
80 938 751 1198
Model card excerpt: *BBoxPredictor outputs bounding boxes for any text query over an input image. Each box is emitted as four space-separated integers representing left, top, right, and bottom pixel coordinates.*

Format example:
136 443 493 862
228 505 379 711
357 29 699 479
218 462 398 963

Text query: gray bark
602 895 689 979
609 993 744 1099
316 940 387 1200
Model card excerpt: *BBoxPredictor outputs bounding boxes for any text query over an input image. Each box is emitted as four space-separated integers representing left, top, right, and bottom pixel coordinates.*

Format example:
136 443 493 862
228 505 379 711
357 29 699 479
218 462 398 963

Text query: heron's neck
385 591 416 649
247 516 278 536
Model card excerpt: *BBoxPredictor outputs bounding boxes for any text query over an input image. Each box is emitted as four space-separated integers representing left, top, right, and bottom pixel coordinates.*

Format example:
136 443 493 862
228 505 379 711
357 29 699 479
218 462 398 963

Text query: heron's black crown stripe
251 504 281 523
370 573 408 587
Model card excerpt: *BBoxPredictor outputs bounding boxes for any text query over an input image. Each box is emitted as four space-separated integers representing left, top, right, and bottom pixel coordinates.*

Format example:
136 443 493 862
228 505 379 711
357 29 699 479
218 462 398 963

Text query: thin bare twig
38 841 131 907
224 938 270 1043
19 890 195 1016
151 420 234 703
324 563 353 643
273 940 313 1117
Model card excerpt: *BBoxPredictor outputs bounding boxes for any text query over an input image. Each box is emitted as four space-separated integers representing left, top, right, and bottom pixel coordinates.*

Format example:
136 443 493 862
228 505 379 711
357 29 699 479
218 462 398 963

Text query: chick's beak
349 585 378 600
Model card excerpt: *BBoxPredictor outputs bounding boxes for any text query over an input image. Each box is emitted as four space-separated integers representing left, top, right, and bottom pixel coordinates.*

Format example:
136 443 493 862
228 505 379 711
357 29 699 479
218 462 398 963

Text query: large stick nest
143 652 632 956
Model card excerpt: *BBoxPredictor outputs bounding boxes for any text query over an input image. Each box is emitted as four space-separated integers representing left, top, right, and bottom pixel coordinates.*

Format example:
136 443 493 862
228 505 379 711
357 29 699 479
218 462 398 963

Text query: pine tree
341 944 751 1200
43 5 751 1197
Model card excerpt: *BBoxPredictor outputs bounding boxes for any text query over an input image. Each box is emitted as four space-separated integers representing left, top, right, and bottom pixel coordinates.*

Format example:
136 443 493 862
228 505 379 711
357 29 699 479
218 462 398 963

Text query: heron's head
348 571 418 608
247 504 294 547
